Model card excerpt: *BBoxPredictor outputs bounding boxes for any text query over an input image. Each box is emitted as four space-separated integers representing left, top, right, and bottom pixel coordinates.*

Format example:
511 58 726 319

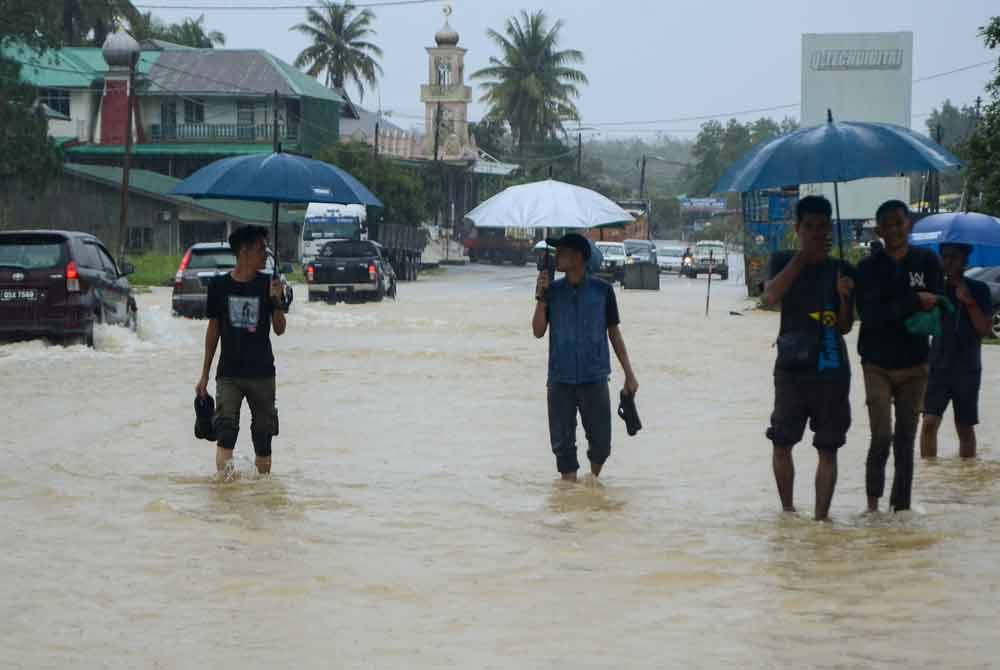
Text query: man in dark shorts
532 233 639 481
196 225 287 475
857 200 943 512
920 243 992 459
762 195 855 521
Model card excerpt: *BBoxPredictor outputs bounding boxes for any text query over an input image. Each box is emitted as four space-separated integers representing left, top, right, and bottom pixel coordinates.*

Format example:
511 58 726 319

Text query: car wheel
126 306 139 333
720 273 728 281
992 306 1000 339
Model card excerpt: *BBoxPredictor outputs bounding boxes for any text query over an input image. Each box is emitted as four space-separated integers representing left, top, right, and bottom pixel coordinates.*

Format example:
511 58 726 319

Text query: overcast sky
152 0 998 139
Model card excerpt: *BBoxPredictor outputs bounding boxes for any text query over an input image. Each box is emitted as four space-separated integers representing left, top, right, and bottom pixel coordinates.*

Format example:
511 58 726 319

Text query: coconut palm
128 12 170 43
472 10 587 155
290 0 383 101
164 15 226 48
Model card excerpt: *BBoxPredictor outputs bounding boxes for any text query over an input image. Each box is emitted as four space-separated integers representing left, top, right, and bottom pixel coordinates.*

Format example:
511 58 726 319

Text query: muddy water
2 265 999 669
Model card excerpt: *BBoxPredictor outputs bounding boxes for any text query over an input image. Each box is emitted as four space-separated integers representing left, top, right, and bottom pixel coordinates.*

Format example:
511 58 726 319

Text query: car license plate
0 289 38 302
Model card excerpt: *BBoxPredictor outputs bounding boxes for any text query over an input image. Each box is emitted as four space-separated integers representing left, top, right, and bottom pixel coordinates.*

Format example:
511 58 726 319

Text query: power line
128 0 441 9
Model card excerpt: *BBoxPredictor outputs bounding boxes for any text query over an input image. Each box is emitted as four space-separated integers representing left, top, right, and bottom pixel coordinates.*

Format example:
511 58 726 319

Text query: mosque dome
102 30 140 68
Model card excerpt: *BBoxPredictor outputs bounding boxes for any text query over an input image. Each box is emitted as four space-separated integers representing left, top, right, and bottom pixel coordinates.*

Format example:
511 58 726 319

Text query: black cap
545 233 592 260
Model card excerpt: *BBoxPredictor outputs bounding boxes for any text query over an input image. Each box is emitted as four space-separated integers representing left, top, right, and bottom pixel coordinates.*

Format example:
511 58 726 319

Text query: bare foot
560 472 578 483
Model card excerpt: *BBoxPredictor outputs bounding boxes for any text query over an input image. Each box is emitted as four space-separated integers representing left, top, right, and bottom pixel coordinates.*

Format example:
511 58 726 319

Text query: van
300 203 366 264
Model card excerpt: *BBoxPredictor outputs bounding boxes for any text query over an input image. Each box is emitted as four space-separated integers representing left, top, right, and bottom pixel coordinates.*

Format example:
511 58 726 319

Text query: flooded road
2 264 999 668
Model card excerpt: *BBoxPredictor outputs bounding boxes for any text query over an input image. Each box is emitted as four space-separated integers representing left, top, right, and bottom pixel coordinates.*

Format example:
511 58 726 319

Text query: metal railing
150 122 300 143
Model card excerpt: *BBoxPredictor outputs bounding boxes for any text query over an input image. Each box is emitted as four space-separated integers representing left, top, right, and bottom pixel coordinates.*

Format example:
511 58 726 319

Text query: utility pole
638 154 647 200
117 47 138 261
373 115 380 158
271 89 280 261
577 131 582 176
433 102 442 227
932 124 943 213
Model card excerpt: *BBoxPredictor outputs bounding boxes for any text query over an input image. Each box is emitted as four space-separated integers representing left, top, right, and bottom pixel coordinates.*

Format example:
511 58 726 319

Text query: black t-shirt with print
930 277 992 372
206 273 275 379
768 251 856 377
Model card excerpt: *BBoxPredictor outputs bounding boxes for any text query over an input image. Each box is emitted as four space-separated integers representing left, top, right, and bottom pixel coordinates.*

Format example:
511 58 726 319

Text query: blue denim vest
547 276 612 385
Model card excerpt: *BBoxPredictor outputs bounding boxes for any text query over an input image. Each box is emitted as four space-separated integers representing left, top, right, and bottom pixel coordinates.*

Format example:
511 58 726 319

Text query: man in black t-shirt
857 201 943 512
196 226 287 475
920 243 993 459
762 196 856 521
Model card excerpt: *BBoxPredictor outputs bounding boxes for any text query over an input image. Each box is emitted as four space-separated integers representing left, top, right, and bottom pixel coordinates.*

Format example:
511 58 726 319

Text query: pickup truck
305 240 397 304
681 241 728 280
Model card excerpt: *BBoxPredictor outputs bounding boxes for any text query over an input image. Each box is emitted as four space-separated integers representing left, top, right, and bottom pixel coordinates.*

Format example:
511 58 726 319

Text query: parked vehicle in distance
965 266 1000 338
682 240 728 280
0 230 138 346
596 242 628 281
306 240 397 304
172 242 293 318
624 239 657 265
465 227 533 266
657 246 686 274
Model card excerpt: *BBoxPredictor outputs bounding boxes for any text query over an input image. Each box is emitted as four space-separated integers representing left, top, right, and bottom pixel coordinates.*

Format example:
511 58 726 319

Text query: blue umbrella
173 152 382 258
713 110 963 256
910 212 1000 267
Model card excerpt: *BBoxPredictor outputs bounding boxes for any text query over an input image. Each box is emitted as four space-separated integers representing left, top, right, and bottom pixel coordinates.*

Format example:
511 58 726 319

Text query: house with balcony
6 41 343 179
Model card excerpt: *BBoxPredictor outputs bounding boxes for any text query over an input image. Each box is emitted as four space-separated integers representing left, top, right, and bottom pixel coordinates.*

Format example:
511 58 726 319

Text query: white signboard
801 32 913 220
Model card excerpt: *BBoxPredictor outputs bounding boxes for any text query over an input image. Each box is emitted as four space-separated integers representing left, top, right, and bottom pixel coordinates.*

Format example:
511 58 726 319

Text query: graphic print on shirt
228 296 260 333
909 272 926 288
812 303 842 371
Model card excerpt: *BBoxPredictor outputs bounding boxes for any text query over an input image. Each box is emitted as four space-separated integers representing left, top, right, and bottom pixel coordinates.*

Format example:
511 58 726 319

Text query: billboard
801 32 913 219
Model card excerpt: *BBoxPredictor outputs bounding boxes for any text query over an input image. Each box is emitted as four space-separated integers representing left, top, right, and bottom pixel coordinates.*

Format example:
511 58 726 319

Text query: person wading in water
762 196 856 521
532 233 639 482
196 225 287 476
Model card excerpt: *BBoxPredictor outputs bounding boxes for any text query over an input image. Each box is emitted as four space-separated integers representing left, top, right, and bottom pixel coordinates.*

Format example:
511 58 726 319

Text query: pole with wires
117 47 138 261
271 89 281 262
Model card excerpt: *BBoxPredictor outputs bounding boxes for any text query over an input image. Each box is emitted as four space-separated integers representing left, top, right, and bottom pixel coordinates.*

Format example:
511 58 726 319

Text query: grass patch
128 253 182 287
983 337 1000 345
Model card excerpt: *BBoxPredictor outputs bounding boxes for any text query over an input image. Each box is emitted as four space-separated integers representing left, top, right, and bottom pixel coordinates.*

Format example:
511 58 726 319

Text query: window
39 88 70 117
127 228 153 252
95 245 119 276
79 242 104 269
184 99 205 124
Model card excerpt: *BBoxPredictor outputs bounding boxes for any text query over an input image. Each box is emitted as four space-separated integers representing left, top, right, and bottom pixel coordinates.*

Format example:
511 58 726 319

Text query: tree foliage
966 16 1000 215
318 141 427 225
129 12 226 48
683 116 798 196
472 11 587 155
291 0 383 101
0 0 63 193
61 0 141 46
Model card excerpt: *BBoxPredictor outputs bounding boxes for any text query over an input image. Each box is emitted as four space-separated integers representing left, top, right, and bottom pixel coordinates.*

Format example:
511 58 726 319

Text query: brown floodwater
2 264 998 668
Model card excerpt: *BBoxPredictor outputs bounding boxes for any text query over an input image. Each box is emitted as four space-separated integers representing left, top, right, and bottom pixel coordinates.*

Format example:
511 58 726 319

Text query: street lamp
102 29 140 261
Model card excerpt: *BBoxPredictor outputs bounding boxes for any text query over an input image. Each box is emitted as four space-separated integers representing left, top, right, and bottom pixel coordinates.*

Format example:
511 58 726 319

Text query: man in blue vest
533 233 639 481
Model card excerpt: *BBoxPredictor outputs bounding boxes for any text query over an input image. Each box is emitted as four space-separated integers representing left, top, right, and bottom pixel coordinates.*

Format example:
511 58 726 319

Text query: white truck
300 203 367 264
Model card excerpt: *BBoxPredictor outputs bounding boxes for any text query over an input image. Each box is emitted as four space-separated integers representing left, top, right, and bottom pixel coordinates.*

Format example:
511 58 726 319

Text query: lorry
463 227 534 265
301 202 426 282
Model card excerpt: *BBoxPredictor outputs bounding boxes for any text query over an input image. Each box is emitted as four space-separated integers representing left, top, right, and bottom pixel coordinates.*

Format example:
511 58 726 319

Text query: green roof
263 52 343 104
65 143 288 156
2 45 159 88
63 163 301 225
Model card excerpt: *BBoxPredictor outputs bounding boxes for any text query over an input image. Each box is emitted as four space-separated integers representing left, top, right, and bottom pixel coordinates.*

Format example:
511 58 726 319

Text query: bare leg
590 462 603 477
815 451 838 521
255 456 272 474
956 422 977 459
772 446 795 512
920 415 942 459
216 447 234 472
561 471 578 482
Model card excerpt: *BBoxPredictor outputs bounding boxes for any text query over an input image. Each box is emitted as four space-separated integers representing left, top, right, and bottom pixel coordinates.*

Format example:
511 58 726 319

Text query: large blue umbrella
713 111 963 256
910 212 1000 267
173 152 382 258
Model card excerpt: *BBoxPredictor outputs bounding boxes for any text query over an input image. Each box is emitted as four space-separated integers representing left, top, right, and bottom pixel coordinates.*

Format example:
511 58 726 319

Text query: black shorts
924 368 981 426
767 370 851 452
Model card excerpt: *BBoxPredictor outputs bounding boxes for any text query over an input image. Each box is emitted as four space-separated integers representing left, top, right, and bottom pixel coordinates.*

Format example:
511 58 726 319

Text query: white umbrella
465 179 634 230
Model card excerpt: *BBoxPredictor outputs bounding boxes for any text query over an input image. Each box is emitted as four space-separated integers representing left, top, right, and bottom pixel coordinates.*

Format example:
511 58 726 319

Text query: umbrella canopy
910 212 1000 267
465 179 633 230
172 152 382 207
713 118 963 194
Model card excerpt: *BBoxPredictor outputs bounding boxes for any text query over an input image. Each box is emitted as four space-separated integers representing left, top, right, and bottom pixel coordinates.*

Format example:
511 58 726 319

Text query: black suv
0 230 138 346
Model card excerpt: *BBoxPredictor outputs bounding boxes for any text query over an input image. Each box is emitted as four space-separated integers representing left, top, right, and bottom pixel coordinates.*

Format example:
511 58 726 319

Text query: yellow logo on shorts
810 311 837 327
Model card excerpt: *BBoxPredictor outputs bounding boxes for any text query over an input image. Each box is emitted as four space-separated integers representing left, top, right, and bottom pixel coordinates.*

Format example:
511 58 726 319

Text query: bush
128 253 183 287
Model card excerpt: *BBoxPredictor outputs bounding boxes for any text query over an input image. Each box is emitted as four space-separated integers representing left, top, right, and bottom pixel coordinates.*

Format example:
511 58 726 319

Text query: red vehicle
0 230 138 346
464 228 533 266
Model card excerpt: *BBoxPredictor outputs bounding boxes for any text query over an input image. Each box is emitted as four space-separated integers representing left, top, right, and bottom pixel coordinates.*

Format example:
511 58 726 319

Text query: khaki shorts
213 377 278 447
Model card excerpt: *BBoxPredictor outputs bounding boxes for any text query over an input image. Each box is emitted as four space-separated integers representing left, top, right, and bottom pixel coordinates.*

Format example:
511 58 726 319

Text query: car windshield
662 249 684 257
625 242 651 255
696 244 725 257
597 245 626 257
0 238 66 270
320 241 379 257
188 249 236 270
304 217 359 241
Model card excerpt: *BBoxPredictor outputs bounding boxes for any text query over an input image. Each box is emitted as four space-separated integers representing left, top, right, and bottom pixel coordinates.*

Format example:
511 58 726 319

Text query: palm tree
128 12 170 43
164 15 226 48
290 0 383 102
63 0 142 46
472 11 587 155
